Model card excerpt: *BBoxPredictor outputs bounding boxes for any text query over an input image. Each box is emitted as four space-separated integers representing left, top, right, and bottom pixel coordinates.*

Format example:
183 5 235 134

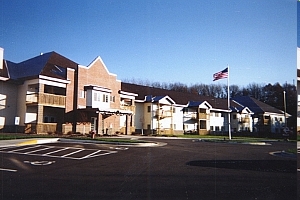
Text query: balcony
190 113 208 120
239 117 250 123
26 93 66 108
120 105 135 112
155 110 172 119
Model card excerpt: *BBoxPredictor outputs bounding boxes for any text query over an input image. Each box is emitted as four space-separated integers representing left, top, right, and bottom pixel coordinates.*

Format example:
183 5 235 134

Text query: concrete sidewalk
0 138 60 147
0 137 162 148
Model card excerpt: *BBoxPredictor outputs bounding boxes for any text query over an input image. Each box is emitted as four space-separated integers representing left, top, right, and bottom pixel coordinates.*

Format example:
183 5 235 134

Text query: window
210 126 214 131
94 92 101 101
215 126 220 132
80 90 85 98
184 125 188 130
172 107 176 113
200 120 206 129
110 96 115 102
147 124 151 130
94 93 97 101
200 108 206 113
44 116 55 123
147 106 151 112
102 94 109 103
233 114 237 119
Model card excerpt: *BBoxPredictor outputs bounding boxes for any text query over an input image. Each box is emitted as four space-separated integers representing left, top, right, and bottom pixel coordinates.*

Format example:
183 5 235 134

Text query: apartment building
0 48 290 136
0 49 133 134
64 56 134 135
121 83 288 135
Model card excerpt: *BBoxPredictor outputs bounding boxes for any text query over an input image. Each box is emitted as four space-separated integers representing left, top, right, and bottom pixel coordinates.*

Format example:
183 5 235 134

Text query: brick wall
76 57 122 134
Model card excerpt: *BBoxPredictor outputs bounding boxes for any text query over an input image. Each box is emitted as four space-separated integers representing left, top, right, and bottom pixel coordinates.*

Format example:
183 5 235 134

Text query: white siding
0 82 18 128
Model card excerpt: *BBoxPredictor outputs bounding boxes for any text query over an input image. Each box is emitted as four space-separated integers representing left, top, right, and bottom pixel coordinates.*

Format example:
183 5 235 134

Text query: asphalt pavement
0 136 297 200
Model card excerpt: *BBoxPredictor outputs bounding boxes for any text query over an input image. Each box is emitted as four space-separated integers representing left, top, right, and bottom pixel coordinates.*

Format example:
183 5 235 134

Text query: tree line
123 78 297 128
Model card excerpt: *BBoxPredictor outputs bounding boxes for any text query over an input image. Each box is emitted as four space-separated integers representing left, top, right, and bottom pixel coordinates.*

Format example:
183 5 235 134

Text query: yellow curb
17 140 38 146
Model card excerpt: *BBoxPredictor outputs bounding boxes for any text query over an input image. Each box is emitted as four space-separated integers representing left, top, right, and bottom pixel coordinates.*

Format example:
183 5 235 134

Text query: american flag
213 67 228 81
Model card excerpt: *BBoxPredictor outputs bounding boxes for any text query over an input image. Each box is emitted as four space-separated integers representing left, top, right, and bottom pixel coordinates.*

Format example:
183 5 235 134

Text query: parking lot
0 144 118 161
0 138 297 200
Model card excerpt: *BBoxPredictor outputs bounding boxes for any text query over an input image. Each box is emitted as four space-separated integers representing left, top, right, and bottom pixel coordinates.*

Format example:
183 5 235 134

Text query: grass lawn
0 133 144 143
164 134 283 143
0 133 296 146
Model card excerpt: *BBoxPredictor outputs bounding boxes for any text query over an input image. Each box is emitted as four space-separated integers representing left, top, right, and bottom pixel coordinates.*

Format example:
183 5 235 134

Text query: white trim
39 75 70 84
39 79 67 88
120 94 136 100
119 90 138 97
98 108 133 115
67 68 75 71
84 85 112 93
210 108 231 112
135 99 145 103
81 56 117 77
264 111 291 117
0 77 9 81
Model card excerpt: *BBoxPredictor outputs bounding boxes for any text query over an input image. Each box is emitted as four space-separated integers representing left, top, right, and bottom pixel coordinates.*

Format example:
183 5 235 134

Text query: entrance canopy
65 108 133 123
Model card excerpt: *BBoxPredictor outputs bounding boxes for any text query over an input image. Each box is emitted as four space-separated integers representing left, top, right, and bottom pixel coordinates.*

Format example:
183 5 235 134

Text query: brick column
37 83 44 123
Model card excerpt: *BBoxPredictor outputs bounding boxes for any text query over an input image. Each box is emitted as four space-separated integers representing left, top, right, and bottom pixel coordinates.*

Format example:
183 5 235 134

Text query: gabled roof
7 52 78 80
187 101 206 107
187 101 212 109
144 95 175 105
232 96 285 115
121 83 241 111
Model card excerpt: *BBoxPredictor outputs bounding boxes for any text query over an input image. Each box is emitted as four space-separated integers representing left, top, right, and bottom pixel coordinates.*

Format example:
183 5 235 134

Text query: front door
91 117 97 133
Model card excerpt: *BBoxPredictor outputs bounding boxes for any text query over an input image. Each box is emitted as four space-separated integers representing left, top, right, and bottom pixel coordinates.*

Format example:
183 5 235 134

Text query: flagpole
227 64 231 140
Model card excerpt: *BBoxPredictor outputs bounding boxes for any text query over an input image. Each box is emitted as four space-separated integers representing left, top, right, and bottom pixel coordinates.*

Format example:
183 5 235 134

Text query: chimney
0 47 3 70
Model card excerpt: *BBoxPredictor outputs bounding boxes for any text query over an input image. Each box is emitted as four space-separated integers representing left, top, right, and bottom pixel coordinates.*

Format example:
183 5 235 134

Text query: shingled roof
7 52 78 80
121 83 241 111
232 96 285 115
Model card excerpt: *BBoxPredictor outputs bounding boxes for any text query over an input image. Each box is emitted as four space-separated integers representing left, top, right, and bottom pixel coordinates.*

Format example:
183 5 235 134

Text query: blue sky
0 0 296 86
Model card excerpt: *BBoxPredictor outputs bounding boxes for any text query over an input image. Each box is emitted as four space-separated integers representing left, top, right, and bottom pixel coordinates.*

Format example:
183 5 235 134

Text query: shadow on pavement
186 160 296 173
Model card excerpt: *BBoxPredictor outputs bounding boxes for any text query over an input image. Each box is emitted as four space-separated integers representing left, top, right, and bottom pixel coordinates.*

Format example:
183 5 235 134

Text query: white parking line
81 150 101 159
61 149 84 157
43 148 68 155
0 168 17 172
8 145 40 152
0 145 119 160
26 147 53 154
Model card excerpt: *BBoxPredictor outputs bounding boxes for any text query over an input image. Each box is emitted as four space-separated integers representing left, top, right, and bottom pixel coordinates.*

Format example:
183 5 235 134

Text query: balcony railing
190 113 208 120
26 93 66 107
239 117 250 123
155 110 172 119
120 105 135 112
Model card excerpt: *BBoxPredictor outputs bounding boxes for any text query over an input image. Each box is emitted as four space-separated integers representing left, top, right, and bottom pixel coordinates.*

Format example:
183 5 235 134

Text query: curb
0 137 163 148
58 138 164 147
269 151 297 159
193 139 271 146
17 138 60 146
